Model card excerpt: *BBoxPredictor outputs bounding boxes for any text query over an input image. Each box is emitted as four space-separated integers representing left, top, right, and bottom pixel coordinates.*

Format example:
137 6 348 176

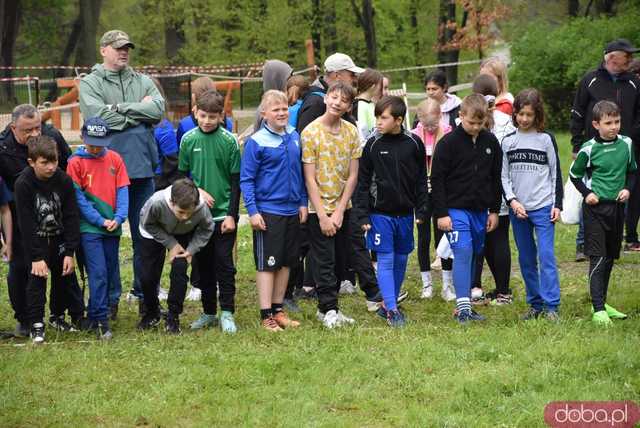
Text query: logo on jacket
109 166 116 176
486 148 492 154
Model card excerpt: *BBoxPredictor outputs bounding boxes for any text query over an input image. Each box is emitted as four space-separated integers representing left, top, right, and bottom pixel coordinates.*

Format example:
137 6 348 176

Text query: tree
0 0 22 103
350 0 377 67
164 1 186 64
568 0 580 16
74 0 102 66
436 0 462 85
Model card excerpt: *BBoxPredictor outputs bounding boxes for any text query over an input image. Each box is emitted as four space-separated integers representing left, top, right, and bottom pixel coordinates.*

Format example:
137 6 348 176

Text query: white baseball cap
324 53 364 74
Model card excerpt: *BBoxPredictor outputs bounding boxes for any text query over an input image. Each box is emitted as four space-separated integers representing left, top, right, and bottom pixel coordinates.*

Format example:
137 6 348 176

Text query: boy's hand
486 213 499 232
1 241 11 262
550 207 561 223
330 208 344 229
319 213 337 236
510 199 528 219
31 260 49 277
437 216 452 232
198 188 215 208
617 189 630 202
299 207 308 224
62 256 75 276
416 218 424 224
585 192 599 205
221 216 236 234
103 219 118 232
169 243 186 263
249 213 267 231
141 95 153 103
361 223 371 232
175 249 193 264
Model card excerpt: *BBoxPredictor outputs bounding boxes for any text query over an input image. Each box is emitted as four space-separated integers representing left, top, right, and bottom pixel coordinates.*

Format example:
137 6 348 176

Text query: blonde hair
480 57 509 96
286 75 309 105
460 93 488 119
417 98 441 117
259 90 289 113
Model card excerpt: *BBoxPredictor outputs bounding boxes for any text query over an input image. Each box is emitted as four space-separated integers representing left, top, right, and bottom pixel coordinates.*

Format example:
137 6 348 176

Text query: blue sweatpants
448 209 488 300
81 233 122 321
510 205 560 311
366 214 414 311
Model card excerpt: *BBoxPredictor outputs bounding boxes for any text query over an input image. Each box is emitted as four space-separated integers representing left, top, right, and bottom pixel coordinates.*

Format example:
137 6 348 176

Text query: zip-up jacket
431 125 503 218
354 130 429 226
153 118 179 189
570 63 640 153
241 124 308 217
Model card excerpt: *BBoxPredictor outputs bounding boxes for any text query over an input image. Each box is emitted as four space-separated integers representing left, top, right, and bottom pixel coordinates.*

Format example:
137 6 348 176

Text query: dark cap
100 30 135 49
604 39 639 54
81 117 110 147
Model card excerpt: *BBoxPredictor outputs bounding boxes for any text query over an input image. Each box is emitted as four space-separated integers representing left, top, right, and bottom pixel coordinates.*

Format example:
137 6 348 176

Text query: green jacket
79 64 165 178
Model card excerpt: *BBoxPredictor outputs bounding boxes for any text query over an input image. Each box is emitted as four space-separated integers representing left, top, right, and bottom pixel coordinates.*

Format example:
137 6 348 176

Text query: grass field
1 134 639 427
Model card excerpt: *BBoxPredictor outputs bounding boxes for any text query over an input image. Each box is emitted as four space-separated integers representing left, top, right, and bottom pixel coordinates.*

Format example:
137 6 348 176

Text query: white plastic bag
561 177 583 225
436 235 453 259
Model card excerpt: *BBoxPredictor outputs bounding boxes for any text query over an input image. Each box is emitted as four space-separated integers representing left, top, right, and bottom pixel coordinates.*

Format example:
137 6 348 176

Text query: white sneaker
471 287 484 300
186 287 201 301
322 310 340 328
421 285 434 299
316 310 326 322
335 311 355 325
158 287 169 301
125 292 139 303
339 280 357 294
441 283 456 301
431 257 442 270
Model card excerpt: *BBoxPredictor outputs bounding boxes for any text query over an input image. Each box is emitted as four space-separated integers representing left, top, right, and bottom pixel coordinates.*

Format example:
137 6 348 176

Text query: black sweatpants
286 222 310 299
197 222 237 314
308 210 351 313
139 234 191 316
473 215 511 294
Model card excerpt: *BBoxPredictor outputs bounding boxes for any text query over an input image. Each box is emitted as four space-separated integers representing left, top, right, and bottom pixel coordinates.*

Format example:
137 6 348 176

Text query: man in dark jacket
0 104 84 336
570 39 640 258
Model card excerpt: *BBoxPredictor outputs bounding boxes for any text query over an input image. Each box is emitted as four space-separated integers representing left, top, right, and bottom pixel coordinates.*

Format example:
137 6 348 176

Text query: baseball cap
324 53 364 74
100 30 135 49
604 39 639 54
81 117 110 147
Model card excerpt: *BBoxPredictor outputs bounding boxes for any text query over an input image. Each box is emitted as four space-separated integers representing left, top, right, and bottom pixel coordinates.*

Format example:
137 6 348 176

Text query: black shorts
253 213 301 271
583 201 625 259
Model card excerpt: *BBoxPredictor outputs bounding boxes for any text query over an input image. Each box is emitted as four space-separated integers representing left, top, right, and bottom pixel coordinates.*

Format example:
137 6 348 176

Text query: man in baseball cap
604 38 640 55
324 52 365 74
100 30 135 49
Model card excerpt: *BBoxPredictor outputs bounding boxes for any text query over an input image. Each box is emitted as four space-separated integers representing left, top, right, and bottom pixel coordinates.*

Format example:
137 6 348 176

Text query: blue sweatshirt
240 124 308 216
154 118 179 176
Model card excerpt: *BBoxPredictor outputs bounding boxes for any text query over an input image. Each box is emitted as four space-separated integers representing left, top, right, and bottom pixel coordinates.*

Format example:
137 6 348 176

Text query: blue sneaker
454 309 486 323
387 310 406 328
376 306 388 320
220 311 237 334
190 313 218 330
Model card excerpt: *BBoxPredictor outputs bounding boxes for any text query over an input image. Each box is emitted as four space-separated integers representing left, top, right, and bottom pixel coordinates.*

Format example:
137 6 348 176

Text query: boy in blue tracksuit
354 96 428 328
241 90 308 332
431 94 503 323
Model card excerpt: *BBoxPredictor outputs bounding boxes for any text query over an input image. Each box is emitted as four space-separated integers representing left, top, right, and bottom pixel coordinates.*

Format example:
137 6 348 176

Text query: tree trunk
409 0 421 66
46 15 83 101
0 0 21 105
75 0 102 67
568 0 580 16
310 0 322 64
350 0 377 67
324 0 337 55
437 0 459 85
165 18 185 64
595 0 615 16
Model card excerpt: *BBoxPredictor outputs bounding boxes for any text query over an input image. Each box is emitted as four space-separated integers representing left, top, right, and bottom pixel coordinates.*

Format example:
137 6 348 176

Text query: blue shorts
447 209 487 254
366 214 414 254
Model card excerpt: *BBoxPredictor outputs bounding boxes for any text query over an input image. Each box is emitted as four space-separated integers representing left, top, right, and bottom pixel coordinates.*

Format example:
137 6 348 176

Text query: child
569 100 635 325
501 89 563 320
150 77 179 191
137 178 214 333
0 177 12 263
413 70 462 129
479 57 514 115
177 77 233 144
66 118 129 339
430 94 502 323
241 90 307 331
178 89 241 333
286 74 310 128
301 81 360 328
353 68 384 141
355 96 428 327
14 135 81 343
411 98 454 300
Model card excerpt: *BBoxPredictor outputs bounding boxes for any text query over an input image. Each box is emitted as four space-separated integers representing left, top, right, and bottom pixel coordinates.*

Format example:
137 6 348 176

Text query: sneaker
387 310 406 328
190 313 218 330
471 287 484 299
431 257 442 270
15 321 29 337
109 304 118 321
137 312 161 330
165 314 181 334
420 285 434 299
186 287 201 301
543 310 560 322
521 307 543 320
261 317 283 332
30 322 45 344
339 280 357 294
592 310 612 326
397 290 409 304
97 321 113 340
454 309 486 323
125 291 139 303
376 306 388 320
273 311 300 328
441 283 456 302
294 287 317 300
321 309 340 329
575 245 586 262
158 287 169 301
219 311 237 333
48 316 78 332
366 293 382 312
623 242 640 253
335 311 355 326
605 303 628 319
283 298 301 313
79 318 98 332
488 292 513 306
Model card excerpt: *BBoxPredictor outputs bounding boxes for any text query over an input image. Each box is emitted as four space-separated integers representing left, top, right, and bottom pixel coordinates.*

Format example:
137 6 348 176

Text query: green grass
1 134 639 427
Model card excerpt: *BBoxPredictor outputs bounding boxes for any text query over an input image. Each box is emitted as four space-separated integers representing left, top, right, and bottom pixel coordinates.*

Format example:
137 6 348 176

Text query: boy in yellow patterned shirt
302 81 361 328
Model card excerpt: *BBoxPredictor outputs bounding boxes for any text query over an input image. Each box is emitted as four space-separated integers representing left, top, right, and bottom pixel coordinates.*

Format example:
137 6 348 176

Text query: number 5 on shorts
374 233 381 245
448 230 459 244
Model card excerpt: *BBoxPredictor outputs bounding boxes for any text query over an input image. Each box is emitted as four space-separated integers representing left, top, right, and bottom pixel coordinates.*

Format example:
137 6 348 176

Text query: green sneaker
220 311 237 334
605 304 627 320
592 310 612 326
190 313 218 330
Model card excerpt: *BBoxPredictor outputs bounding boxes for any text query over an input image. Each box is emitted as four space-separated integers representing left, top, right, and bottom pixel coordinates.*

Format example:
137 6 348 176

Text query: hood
72 145 106 159
262 60 293 92
441 93 462 113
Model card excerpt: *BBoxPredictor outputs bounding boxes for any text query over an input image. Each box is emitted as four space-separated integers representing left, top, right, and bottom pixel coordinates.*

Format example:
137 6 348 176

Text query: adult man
79 30 165 310
0 104 84 335
570 38 640 259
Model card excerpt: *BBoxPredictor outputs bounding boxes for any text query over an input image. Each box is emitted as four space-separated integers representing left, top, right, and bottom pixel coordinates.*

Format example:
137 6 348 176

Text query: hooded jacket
79 64 165 179
254 60 294 131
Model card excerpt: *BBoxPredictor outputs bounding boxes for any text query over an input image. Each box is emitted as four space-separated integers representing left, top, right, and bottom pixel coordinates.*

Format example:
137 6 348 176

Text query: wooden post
305 39 317 80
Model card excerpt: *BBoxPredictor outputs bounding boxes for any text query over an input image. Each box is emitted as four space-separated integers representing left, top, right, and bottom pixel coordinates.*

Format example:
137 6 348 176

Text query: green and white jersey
569 135 637 201
178 126 240 221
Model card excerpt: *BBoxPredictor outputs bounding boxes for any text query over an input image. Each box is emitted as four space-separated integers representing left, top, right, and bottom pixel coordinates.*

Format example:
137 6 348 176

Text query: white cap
324 53 364 74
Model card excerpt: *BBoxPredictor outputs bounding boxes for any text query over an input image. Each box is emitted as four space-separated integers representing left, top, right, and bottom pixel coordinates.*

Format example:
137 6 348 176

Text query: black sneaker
97 320 113 340
454 309 486 323
109 303 119 321
282 298 301 313
521 307 543 320
137 312 161 330
15 321 30 337
294 287 317 300
165 314 181 335
30 322 45 344
575 244 586 262
48 316 78 332
397 290 409 304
